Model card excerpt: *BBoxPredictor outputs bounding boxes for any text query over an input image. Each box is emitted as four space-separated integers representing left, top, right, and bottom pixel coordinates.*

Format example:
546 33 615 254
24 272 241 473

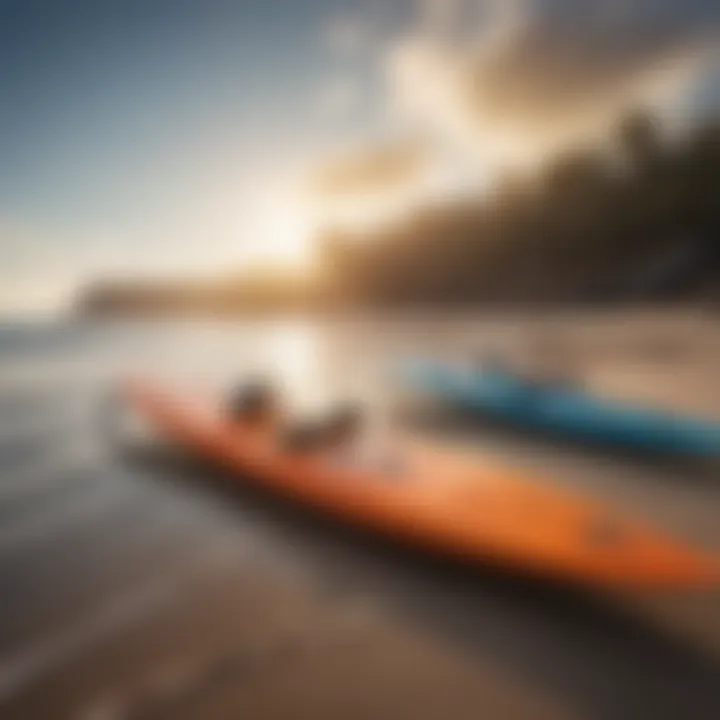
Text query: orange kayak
124 380 720 591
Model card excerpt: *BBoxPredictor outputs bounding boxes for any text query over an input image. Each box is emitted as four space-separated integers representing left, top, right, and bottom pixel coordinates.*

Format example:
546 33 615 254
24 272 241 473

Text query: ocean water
0 315 719 720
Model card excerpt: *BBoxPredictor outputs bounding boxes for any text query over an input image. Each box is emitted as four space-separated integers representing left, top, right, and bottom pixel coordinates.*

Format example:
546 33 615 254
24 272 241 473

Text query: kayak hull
123 379 720 591
401 359 720 456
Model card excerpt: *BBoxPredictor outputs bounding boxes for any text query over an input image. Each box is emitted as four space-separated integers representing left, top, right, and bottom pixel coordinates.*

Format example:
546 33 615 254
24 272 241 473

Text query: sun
243 197 317 273
265 207 315 268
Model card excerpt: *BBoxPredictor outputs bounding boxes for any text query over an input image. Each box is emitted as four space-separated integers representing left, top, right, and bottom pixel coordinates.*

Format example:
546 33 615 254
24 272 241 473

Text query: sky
0 0 718 313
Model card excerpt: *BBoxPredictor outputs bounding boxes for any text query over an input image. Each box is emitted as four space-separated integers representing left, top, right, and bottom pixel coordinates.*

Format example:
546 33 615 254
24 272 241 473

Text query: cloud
316 76 363 120
388 0 720 157
308 0 719 206
308 138 430 197
324 16 372 58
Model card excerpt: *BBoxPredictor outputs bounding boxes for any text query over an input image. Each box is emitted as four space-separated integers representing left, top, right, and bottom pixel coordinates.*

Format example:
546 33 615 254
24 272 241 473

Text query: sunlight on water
264 322 327 410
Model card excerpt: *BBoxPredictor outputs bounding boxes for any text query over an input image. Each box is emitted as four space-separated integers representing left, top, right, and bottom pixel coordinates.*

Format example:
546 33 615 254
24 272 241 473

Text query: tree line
79 111 720 317
318 112 720 307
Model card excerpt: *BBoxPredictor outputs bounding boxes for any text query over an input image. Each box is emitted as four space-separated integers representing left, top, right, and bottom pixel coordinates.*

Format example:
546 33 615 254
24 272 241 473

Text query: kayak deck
125 380 720 591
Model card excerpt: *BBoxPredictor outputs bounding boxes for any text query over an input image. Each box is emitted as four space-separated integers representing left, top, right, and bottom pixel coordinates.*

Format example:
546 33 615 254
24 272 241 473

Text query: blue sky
0 0 717 313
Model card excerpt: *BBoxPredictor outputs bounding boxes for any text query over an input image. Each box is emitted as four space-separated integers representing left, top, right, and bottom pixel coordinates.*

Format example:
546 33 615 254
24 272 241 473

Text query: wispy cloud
389 0 719 155
323 15 373 58
308 137 430 197
316 75 364 121
311 0 720 202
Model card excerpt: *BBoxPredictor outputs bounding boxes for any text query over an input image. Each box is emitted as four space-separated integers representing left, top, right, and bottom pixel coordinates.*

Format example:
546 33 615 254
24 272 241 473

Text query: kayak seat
226 380 279 425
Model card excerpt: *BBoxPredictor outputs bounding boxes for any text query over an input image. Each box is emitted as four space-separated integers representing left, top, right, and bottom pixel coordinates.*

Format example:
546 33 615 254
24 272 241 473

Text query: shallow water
0 313 719 720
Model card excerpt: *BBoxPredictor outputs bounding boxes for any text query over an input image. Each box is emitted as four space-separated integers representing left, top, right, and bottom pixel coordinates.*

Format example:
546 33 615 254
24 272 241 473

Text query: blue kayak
400 358 720 456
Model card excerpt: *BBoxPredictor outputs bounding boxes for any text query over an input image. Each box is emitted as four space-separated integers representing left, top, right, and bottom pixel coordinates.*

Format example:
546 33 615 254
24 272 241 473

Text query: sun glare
243 199 317 273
